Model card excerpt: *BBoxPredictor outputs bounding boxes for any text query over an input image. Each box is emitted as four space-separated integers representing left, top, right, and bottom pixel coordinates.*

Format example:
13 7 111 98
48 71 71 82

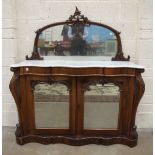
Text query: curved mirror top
37 24 117 57
26 7 130 61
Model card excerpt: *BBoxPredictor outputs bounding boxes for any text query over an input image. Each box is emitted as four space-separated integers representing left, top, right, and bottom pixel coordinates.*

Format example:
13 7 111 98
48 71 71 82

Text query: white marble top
11 60 144 69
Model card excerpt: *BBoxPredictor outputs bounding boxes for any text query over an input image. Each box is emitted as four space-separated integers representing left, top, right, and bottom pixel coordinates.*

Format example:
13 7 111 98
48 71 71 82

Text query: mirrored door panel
84 83 120 129
33 82 69 129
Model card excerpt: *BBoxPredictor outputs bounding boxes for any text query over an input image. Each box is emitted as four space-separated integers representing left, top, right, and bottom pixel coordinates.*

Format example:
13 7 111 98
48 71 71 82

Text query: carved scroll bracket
9 68 22 125
26 29 43 60
130 70 145 139
26 51 43 60
112 52 130 61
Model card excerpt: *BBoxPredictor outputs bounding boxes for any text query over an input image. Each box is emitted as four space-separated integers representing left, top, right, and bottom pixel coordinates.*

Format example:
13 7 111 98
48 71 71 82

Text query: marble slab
11 60 144 69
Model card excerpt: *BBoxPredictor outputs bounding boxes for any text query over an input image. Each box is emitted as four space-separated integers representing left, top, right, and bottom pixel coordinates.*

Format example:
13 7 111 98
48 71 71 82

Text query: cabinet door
26 75 76 135
77 76 131 136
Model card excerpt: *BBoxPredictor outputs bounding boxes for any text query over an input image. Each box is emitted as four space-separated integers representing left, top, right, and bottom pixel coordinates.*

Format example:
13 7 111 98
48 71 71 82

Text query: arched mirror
26 7 130 61
38 24 117 57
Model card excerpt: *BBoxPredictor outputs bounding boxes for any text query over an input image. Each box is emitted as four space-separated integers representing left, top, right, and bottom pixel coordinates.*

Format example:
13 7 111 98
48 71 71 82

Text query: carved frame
26 7 130 61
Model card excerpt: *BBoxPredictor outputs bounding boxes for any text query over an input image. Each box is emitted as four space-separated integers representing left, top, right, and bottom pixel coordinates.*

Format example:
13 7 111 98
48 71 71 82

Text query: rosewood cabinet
9 62 145 147
9 7 145 147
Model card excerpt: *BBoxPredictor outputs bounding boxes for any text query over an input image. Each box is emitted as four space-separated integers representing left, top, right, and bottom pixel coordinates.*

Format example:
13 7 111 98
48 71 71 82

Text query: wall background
2 0 153 128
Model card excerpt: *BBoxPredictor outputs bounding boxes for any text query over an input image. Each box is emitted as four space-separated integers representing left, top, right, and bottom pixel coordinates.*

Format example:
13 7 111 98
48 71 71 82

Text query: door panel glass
33 82 69 129
84 83 120 129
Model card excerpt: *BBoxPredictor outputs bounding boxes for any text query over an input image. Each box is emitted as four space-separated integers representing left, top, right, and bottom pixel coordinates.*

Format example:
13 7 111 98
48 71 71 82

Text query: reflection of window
91 35 100 43
86 25 114 43
105 40 117 55
44 30 52 41
39 30 53 41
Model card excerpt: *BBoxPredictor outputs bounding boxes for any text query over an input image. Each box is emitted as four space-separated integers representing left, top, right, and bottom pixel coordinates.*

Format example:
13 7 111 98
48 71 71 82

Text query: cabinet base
16 134 137 147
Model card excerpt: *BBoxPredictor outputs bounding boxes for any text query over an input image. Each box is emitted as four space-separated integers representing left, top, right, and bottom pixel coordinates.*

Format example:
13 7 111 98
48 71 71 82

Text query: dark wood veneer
10 66 144 147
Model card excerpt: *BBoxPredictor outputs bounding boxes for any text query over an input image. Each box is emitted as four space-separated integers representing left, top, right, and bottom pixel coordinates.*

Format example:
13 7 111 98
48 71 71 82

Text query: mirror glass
38 24 117 57
84 83 120 129
34 82 69 129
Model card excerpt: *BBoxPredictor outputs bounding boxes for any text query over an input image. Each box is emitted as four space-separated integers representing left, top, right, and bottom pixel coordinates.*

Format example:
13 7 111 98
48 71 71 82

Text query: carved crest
67 7 88 22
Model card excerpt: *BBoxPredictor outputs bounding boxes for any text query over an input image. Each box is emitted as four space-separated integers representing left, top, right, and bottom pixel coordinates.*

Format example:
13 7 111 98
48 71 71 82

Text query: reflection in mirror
84 83 120 129
34 82 69 129
38 24 117 57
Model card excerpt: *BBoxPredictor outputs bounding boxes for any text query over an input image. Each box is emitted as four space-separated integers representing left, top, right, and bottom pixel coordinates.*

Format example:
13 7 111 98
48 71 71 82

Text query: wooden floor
2 127 153 155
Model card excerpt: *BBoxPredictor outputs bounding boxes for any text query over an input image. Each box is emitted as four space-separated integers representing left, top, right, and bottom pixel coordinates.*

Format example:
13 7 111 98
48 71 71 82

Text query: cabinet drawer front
103 68 135 75
52 67 103 75
19 67 135 76
20 67 51 74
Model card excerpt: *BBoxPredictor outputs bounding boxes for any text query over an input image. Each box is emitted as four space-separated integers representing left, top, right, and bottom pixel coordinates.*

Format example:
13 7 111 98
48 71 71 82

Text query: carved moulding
15 134 137 147
82 78 124 92
30 79 71 91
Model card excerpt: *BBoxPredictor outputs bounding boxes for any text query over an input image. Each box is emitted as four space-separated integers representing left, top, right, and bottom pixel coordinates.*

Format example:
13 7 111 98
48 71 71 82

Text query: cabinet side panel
19 75 29 134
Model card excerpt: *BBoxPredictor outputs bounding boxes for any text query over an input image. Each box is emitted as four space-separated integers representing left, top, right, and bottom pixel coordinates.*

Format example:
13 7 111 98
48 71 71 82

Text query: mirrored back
26 7 130 61
38 24 117 57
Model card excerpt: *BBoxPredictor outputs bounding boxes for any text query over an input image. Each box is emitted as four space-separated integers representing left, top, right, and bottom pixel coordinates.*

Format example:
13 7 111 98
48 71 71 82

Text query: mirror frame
26 7 130 61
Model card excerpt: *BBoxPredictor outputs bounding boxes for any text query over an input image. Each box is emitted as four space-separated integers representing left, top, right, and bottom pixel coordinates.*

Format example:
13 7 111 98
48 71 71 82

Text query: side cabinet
9 67 145 147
